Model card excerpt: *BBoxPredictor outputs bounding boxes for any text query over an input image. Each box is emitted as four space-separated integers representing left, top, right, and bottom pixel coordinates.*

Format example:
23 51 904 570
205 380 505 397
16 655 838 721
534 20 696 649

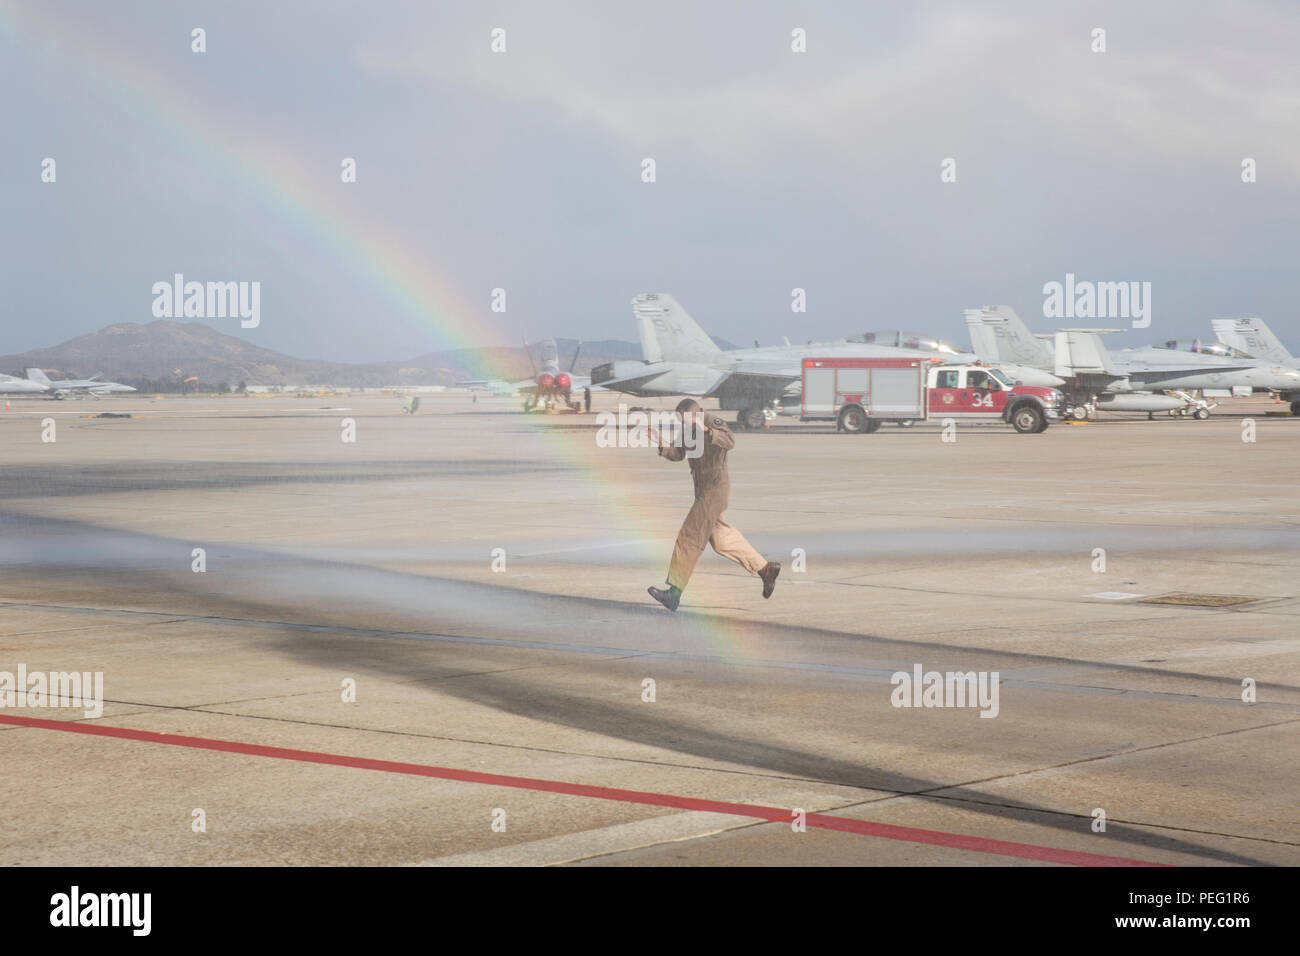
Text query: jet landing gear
736 406 776 430
1167 391 1215 420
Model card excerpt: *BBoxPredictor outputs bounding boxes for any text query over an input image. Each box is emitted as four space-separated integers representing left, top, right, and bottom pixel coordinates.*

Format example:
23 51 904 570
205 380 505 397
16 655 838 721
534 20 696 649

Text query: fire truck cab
801 358 1063 434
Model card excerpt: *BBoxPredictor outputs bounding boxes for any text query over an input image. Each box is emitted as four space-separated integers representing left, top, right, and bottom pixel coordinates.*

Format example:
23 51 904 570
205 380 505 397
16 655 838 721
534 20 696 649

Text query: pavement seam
21 698 1294 850
0 714 1169 867
85 700 880 787
821 716 1300 847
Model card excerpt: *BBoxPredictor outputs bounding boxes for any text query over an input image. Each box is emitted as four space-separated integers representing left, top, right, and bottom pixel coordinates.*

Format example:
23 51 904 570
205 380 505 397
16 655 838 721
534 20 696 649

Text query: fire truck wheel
1011 404 1044 433
838 407 868 434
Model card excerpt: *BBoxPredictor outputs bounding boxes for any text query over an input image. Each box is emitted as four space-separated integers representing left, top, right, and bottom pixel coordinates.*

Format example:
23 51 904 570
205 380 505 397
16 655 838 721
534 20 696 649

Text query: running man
647 398 779 611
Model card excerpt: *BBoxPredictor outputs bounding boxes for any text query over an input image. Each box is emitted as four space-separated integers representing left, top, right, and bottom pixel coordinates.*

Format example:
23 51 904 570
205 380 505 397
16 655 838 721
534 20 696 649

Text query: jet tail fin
965 306 1054 368
633 294 724 365
1212 318 1294 365
1053 330 1117 377
964 309 1001 362
25 367 51 386
537 338 559 373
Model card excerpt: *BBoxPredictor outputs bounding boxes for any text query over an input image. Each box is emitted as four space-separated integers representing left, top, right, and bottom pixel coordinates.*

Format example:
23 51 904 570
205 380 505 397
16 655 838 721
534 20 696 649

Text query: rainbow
1 1 502 379
3 2 756 650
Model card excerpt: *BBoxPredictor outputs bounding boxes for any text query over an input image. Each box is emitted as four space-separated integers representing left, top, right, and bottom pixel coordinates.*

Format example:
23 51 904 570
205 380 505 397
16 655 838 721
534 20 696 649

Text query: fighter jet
25 368 136 399
591 294 1062 429
0 372 49 394
1211 318 1300 415
517 339 592 412
966 307 1300 419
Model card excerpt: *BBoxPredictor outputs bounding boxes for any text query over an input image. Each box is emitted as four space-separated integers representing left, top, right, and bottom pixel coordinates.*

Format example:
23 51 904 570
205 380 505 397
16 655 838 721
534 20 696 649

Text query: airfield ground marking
1 714 1166 867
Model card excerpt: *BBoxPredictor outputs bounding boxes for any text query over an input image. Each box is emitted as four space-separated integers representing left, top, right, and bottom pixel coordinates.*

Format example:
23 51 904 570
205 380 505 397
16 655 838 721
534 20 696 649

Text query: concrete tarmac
0 391 1296 865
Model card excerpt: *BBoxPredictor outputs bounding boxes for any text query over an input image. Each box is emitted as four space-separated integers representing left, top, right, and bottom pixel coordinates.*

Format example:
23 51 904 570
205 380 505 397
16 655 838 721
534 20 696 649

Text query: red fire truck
800 357 1064 433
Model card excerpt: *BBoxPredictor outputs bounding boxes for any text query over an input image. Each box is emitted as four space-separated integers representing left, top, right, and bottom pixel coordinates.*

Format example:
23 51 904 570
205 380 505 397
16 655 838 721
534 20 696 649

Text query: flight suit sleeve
658 441 685 461
706 417 735 450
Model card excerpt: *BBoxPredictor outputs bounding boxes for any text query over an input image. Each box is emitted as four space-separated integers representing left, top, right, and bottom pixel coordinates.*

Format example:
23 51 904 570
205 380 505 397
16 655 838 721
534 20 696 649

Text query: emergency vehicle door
928 367 965 415
963 369 1007 415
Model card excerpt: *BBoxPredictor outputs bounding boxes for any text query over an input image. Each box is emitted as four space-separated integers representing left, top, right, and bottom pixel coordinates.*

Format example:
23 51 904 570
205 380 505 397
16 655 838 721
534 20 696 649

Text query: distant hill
0 321 664 389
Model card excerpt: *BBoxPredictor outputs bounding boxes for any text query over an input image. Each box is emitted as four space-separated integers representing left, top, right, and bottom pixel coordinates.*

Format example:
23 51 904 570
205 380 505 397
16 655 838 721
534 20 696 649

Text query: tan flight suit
659 416 767 590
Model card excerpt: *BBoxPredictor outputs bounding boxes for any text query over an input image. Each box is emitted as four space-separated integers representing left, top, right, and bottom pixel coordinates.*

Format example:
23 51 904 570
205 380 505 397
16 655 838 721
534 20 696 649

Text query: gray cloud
3 0 1298 362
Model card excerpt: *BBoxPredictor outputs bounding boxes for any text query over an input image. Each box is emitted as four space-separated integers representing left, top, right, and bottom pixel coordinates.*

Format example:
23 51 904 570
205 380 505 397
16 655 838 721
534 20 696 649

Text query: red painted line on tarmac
1 714 1168 866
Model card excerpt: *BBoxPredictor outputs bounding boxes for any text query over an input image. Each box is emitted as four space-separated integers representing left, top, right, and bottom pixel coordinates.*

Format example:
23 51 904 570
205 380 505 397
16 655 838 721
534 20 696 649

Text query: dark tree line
118 377 246 394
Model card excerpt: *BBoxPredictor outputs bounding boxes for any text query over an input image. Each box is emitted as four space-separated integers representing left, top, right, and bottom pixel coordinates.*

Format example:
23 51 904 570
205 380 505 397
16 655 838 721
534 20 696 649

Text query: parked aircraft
518 339 591 412
0 372 48 394
24 368 136 398
965 307 1300 419
591 295 1062 429
1211 318 1300 415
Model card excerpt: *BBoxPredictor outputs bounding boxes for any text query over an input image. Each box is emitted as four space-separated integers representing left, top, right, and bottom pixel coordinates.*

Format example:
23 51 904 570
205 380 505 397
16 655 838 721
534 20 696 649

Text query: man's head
675 398 704 426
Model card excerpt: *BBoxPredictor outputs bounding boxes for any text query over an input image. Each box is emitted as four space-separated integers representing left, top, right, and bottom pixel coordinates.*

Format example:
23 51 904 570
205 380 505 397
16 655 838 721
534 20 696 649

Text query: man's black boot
647 585 681 612
759 562 781 599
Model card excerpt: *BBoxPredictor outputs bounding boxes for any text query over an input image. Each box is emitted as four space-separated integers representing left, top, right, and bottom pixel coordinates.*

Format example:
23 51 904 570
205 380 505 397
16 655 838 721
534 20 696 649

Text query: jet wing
1127 366 1254 387
702 366 801 400
590 367 671 392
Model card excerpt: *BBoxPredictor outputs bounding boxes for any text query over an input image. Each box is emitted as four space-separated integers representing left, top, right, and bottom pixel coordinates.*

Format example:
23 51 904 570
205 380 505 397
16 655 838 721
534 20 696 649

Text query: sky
3 0 1299 362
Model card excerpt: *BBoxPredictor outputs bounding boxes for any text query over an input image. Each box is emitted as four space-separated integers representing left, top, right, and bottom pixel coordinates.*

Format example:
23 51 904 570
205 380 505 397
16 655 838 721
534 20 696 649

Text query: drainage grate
1138 593 1257 608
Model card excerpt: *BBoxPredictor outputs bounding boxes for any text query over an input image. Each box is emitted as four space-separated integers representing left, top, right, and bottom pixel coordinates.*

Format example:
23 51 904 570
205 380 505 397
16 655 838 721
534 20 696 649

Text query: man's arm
706 417 736 450
649 425 685 461
658 442 686 461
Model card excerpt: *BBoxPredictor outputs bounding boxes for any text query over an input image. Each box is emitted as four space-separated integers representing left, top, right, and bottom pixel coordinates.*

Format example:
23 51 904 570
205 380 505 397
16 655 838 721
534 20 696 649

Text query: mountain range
0 321 691 388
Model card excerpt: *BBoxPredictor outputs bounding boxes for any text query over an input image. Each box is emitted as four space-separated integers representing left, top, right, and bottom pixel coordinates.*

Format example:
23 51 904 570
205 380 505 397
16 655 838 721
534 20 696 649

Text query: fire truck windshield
987 369 1013 386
